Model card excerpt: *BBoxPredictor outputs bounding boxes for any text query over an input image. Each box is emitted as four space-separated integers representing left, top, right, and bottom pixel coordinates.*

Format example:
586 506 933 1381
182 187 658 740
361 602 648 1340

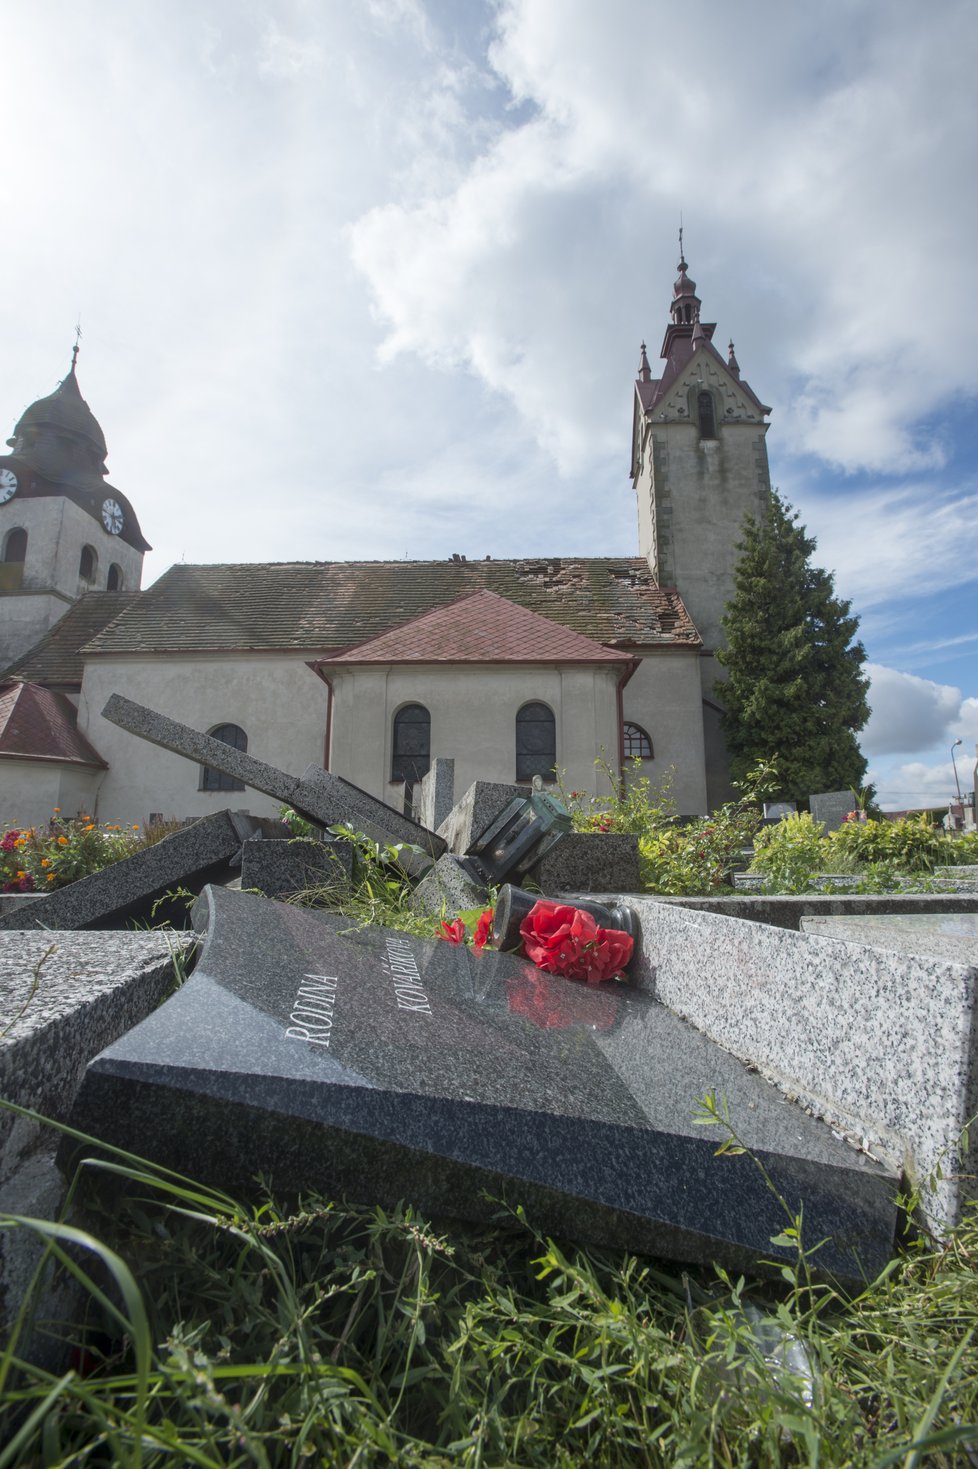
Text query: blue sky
2 0 976 809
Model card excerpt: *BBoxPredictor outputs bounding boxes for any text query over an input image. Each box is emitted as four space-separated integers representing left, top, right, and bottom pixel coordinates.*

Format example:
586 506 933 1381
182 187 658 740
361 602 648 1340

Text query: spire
727 339 740 376
637 341 652 382
70 322 81 376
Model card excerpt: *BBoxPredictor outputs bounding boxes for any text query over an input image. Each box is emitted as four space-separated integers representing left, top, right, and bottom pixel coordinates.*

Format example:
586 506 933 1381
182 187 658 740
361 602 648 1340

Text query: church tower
630 248 772 803
0 350 150 670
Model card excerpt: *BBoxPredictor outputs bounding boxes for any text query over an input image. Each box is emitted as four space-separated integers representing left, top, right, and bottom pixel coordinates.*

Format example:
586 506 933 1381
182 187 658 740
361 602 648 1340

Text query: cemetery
1 699 977 1461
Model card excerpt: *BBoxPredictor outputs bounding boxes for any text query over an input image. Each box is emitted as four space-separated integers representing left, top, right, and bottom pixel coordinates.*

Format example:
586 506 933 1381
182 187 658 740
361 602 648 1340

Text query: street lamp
951 738 963 801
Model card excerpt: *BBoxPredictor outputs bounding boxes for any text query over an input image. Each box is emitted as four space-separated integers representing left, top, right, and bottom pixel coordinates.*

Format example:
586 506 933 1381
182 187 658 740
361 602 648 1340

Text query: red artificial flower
437 917 467 944
518 900 633 984
473 908 494 952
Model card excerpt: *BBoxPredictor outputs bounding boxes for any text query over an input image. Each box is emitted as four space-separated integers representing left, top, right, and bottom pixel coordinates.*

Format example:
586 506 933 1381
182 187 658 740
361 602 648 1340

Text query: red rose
519 901 633 984
473 908 494 952
437 917 466 944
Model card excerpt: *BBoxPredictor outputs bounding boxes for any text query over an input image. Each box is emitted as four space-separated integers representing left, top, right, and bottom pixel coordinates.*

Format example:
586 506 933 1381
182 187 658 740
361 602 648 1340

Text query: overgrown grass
2 1114 977 1467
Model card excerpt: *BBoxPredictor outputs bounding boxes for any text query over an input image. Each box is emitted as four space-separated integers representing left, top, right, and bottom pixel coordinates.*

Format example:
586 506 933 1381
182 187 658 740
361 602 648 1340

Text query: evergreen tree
717 490 870 803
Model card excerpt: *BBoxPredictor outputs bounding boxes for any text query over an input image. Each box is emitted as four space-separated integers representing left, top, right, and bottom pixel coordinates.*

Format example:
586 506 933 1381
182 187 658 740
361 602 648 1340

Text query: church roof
11 366 107 458
75 559 701 657
0 679 107 767
316 589 637 666
2 591 142 685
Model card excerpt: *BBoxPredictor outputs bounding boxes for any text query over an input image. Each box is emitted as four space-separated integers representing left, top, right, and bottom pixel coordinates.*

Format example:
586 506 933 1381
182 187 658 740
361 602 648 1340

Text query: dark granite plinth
63 886 897 1280
436 780 525 854
101 694 446 864
530 833 641 894
0 811 263 931
240 838 353 901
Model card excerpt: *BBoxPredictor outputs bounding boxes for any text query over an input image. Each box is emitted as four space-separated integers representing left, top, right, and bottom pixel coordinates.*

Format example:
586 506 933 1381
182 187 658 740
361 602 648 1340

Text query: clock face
0 468 17 503
101 497 124 535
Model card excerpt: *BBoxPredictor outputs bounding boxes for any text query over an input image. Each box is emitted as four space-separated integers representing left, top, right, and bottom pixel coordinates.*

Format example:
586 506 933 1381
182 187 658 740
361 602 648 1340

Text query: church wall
622 650 708 814
0 759 101 830
74 654 330 824
327 663 624 807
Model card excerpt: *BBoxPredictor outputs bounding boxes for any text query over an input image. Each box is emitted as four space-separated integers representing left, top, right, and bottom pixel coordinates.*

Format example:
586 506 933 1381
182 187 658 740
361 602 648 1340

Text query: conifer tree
717 490 869 803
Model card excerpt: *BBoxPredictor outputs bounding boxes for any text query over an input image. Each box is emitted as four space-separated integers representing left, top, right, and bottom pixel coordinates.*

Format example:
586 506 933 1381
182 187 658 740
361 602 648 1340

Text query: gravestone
417 759 455 833
239 837 353 902
0 810 266 931
809 791 858 833
101 694 446 869
63 885 898 1281
436 780 525 854
763 802 797 821
528 833 641 894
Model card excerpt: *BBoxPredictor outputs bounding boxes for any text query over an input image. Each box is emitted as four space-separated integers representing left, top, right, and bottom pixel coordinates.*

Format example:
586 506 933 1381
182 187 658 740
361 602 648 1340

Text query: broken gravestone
0 810 269 931
101 694 447 870
63 884 898 1282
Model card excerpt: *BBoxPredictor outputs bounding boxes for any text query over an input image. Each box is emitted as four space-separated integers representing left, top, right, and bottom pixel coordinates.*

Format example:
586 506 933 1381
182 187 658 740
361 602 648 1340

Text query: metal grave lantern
461 787 572 888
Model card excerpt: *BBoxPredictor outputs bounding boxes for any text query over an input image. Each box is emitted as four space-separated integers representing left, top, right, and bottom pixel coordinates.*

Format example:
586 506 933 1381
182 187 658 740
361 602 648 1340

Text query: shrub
827 814 956 873
748 812 831 892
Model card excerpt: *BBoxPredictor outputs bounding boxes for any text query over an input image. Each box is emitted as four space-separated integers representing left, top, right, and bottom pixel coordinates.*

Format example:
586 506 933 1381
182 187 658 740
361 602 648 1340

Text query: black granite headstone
63 886 898 1280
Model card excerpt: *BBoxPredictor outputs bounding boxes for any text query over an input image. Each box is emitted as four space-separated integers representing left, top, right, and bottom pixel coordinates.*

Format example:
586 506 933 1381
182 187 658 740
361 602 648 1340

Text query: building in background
1 256 768 827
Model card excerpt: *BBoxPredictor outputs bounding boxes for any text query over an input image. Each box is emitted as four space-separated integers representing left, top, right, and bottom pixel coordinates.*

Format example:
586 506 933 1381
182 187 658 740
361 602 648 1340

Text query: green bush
827 814 956 873
748 811 831 892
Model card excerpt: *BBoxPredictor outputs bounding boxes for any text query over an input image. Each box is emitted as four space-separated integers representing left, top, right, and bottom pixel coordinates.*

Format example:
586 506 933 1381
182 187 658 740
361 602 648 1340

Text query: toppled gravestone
239 837 353 902
62 884 899 1284
0 810 271 932
101 694 447 871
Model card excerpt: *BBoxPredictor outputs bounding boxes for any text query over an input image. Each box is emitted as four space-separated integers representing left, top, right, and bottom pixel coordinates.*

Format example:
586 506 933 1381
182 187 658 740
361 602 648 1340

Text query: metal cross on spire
70 320 82 372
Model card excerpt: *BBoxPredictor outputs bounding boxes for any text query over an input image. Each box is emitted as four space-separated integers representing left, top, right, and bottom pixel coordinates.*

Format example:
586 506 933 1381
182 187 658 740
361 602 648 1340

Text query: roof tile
0 680 107 767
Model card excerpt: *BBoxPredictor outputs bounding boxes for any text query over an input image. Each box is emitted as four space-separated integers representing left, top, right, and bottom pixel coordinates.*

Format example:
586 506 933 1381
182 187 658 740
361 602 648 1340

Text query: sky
2 0 976 810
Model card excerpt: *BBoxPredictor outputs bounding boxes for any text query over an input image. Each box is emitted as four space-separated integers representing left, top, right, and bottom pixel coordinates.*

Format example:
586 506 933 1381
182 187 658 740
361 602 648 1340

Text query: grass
2 1113 977 1467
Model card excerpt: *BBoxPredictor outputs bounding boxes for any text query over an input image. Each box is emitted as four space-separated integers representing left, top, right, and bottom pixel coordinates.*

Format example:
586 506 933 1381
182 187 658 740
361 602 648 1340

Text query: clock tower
0 350 150 670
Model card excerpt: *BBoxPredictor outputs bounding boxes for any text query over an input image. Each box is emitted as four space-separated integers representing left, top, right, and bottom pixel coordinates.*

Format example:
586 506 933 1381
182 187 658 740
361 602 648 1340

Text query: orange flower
40 859 50 868
57 836 69 846
131 824 140 830
47 873 56 881
83 824 94 832
52 807 61 813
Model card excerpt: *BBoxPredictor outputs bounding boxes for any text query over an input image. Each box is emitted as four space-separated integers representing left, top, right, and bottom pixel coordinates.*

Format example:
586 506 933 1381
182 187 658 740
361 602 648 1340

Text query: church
0 255 772 830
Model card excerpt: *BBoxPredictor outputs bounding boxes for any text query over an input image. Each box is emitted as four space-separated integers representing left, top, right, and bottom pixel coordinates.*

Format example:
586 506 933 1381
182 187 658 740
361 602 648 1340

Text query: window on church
2 528 27 563
697 391 717 439
79 545 97 582
623 722 654 760
391 704 431 793
107 563 123 591
201 723 247 791
516 701 556 783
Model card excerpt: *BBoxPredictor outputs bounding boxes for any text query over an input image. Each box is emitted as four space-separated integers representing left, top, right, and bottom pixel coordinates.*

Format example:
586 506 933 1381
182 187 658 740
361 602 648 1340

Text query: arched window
201 723 247 791
79 545 97 582
391 704 431 790
697 390 717 440
516 701 556 783
2 528 27 563
107 563 124 591
623 722 654 760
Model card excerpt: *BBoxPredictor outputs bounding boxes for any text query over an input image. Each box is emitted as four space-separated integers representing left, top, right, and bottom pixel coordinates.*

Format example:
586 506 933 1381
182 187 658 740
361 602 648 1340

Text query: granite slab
799 912 978 965
0 810 263 931
101 694 446 864
529 833 641 895
63 886 898 1282
418 759 455 834
411 854 489 917
624 896 978 1232
809 791 857 832
239 838 353 902
436 780 525 854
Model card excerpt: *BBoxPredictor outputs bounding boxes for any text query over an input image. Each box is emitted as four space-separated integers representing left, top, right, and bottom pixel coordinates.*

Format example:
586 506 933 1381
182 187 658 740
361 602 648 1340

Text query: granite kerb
613 895 978 1234
0 930 190 1348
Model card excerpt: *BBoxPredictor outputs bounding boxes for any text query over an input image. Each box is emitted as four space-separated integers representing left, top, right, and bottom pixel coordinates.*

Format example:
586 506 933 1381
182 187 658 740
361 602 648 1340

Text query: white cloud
861 664 962 758
799 483 978 609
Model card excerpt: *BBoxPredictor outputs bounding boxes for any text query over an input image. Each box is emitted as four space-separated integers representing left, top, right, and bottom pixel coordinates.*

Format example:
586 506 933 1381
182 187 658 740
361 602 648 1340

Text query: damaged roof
71 559 701 657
